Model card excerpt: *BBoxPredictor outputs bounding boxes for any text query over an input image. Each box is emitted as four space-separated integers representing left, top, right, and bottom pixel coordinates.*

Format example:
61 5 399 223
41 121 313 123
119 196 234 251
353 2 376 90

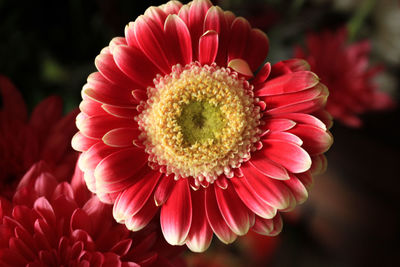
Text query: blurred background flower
1 0 399 266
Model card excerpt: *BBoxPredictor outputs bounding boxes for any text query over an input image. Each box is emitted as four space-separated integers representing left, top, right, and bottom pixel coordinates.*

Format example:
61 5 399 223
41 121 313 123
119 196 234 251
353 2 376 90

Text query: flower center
137 62 261 185
177 101 225 145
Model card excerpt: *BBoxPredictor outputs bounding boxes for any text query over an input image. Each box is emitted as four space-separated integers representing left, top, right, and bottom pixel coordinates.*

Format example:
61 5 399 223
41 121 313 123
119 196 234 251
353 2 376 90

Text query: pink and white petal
260 118 296 133
295 171 314 190
71 132 98 152
160 179 192 246
160 1 183 14
252 213 283 236
273 113 326 131
95 52 138 88
102 128 141 148
241 164 296 210
79 99 107 117
199 30 219 65
109 37 127 54
288 124 333 155
259 84 324 110
113 168 161 222
255 71 319 96
282 174 309 205
243 29 269 71
215 183 253 236
228 17 251 61
231 176 277 219
188 0 212 60
261 139 312 173
164 14 192 66
94 147 147 184
102 105 139 119
177 4 190 25
265 95 327 116
144 6 168 28
113 45 162 89
204 6 229 66
134 15 171 74
264 132 303 146
153 174 175 206
205 187 237 244
278 59 311 72
248 154 290 180
186 189 213 252
76 114 133 139
79 142 119 172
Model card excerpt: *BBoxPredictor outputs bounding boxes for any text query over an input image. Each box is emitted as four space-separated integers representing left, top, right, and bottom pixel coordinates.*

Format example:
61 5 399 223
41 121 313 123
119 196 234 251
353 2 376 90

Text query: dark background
1 0 399 266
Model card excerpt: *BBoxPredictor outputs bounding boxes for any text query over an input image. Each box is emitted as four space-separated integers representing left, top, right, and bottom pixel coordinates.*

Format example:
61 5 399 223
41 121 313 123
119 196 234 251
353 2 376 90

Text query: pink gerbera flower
0 75 78 198
73 0 333 252
295 27 395 127
0 162 184 266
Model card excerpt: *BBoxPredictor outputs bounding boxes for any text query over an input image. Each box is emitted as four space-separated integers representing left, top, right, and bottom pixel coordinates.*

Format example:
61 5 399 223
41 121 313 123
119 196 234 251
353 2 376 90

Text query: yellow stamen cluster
137 62 261 185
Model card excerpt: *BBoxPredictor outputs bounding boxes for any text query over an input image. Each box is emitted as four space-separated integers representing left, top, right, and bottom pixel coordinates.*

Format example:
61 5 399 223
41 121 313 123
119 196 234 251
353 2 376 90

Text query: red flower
73 0 333 252
0 161 184 266
295 27 395 127
0 75 78 198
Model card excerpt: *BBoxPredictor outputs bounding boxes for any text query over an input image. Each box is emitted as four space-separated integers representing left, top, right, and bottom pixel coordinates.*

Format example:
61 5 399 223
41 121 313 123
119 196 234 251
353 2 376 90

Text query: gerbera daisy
0 75 78 198
0 161 184 266
73 0 333 252
295 27 395 127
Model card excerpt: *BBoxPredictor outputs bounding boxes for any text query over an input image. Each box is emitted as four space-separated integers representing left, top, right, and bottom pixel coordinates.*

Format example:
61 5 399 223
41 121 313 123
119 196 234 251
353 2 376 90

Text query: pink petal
134 15 170 74
164 14 192 66
205 186 237 244
113 168 161 222
228 17 251 62
94 147 147 184
30 95 62 138
231 176 277 219
188 0 212 59
261 139 312 173
199 30 219 65
241 164 296 210
249 154 290 180
160 179 192 245
153 174 175 206
273 113 327 130
255 71 319 96
186 189 213 252
243 29 269 71
113 45 162 89
70 208 92 234
204 6 229 66
215 183 253 236
252 213 283 236
310 154 327 175
33 197 56 227
102 127 141 148
252 63 271 85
